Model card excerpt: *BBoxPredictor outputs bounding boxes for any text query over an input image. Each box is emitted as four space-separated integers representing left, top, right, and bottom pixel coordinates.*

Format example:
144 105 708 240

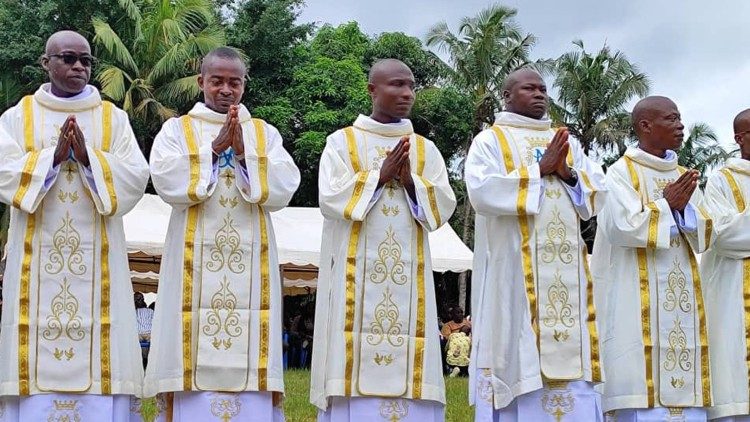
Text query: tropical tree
678 123 733 186
91 0 225 151
550 40 650 155
426 4 540 310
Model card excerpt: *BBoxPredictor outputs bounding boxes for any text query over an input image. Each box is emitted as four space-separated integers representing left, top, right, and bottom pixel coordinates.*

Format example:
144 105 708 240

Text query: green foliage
678 123 733 186
366 32 447 88
310 22 369 62
227 0 313 109
550 40 650 155
411 87 474 162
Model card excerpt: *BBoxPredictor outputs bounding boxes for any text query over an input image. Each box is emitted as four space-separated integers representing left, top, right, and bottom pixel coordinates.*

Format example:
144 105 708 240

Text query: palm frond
96 65 128 102
92 18 139 75
154 74 201 105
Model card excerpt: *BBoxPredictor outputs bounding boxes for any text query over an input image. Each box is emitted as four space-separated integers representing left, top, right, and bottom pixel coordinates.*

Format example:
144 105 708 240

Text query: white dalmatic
465 111 606 411
700 158 750 420
310 115 455 411
145 103 299 397
592 147 713 413
0 84 149 400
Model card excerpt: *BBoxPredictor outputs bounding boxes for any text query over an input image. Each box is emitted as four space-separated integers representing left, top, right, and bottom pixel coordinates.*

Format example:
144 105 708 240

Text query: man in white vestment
145 47 299 421
465 68 607 421
310 59 456 421
0 31 149 421
592 96 713 421
699 109 750 422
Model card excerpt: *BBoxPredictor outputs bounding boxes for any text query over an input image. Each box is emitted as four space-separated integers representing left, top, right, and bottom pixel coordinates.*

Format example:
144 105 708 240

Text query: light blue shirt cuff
670 203 697 237
44 163 61 189
81 164 97 194
406 191 427 222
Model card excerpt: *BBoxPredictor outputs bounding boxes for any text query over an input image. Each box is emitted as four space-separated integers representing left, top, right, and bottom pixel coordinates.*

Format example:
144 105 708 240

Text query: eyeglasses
47 53 96 67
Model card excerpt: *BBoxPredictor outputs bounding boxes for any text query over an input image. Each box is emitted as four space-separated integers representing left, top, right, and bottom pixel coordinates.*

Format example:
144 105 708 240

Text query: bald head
367 59 415 123
631 96 684 154
502 67 548 119
734 109 750 133
45 31 90 55
502 68 542 93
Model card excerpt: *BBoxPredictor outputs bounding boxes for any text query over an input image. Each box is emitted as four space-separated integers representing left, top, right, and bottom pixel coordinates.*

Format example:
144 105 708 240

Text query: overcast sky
298 0 749 149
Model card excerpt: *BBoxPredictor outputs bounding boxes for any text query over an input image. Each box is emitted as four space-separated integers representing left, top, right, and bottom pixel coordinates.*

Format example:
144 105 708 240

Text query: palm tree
550 40 650 156
92 0 225 146
426 4 540 311
678 123 733 186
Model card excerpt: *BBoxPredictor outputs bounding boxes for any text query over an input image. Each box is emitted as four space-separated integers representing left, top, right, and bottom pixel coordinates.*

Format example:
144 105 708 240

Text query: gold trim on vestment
181 116 201 202
625 161 656 407
582 244 601 382
252 119 269 205
99 217 111 393
181 206 199 390
722 169 746 212
491 126 515 175
412 225 426 399
257 207 271 390
686 247 711 406
93 150 117 216
18 213 35 395
343 128 367 220
22 96 35 151
13 151 41 209
101 101 112 151
415 135 441 227
579 170 597 214
351 124 413 139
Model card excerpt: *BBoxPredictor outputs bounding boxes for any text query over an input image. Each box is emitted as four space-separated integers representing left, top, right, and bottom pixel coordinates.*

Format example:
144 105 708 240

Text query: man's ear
40 54 49 72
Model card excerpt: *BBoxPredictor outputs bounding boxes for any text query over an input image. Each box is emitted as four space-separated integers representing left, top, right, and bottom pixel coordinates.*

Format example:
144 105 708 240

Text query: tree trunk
457 197 473 311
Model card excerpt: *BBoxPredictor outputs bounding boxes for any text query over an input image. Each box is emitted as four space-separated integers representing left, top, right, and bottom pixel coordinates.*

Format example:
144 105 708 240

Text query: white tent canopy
124 194 473 277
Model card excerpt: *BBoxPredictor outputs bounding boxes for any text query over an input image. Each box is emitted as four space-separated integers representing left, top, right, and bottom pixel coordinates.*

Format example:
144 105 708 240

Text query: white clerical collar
352 114 413 137
34 83 101 111
726 157 750 175
187 102 252 124
625 146 678 171
494 111 551 131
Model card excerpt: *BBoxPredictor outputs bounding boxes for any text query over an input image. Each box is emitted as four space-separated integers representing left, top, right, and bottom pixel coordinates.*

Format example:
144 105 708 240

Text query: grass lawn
140 369 471 421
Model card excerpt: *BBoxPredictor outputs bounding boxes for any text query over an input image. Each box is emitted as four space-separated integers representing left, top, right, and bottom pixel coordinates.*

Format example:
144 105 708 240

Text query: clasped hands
378 135 413 189
663 169 699 212
212 105 245 163
53 115 89 167
538 127 575 184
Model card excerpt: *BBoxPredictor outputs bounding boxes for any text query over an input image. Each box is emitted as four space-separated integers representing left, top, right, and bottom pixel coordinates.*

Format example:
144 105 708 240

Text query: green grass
139 370 471 422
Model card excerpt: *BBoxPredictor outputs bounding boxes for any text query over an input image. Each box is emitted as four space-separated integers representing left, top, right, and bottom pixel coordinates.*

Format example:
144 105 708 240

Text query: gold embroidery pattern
380 204 400 216
42 278 85 342
202 276 242 350
369 226 407 285
219 169 235 188
524 137 549 163
56 190 79 203
671 376 685 389
652 177 674 200
209 393 241 421
541 384 575 422
372 146 392 170
48 400 81 422
62 162 78 184
664 319 692 372
664 258 692 313
543 270 575 330
545 188 562 199
206 214 245 274
52 347 75 361
367 287 405 347
374 352 394 366
379 399 409 422
45 212 86 275
541 208 574 264
219 195 239 209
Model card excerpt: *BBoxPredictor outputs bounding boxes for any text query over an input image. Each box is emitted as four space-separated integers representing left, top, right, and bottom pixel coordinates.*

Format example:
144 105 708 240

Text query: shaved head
45 30 89 55
502 67 542 93
201 47 245 75
734 108 750 133
631 95 684 154
367 59 415 123
631 96 677 135
368 59 412 84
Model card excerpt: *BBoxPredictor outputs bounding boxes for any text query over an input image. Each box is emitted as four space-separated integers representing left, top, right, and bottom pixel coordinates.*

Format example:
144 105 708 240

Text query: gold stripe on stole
343 128 366 220
99 217 112 393
721 169 750 404
181 206 200 390
412 225 426 398
180 116 201 202
93 150 117 216
579 170 597 214
252 119 270 205
625 159 656 407
494 126 538 340
101 101 112 151
18 213 35 395
343 127 362 396
18 97 36 394
582 244 602 382
415 135 441 226
257 208 271 389
13 151 40 209
686 249 711 406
